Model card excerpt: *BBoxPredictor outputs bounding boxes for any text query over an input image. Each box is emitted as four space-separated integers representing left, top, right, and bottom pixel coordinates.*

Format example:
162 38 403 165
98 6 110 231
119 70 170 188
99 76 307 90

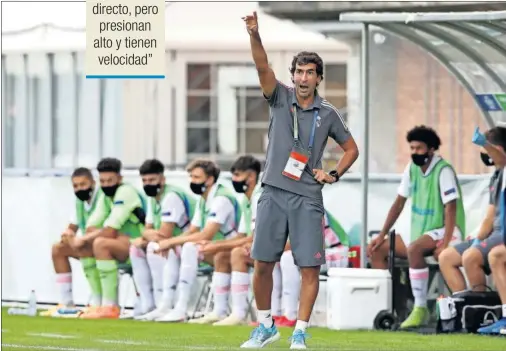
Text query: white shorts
424 226 463 245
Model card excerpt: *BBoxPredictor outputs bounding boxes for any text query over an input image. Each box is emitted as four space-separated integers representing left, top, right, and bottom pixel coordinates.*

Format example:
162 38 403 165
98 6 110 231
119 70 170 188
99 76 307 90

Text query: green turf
1 308 504 350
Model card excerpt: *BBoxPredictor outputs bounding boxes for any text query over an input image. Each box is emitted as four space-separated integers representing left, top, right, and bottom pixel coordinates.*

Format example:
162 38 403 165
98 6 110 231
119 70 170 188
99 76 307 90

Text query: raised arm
242 11 277 98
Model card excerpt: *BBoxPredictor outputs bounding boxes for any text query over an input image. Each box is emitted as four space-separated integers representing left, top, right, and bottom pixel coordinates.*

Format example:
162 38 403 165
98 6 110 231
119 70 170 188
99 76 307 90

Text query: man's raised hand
242 11 258 35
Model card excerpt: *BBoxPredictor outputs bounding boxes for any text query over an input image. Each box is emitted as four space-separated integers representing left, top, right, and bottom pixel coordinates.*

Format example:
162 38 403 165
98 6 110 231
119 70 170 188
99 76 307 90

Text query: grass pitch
1 308 504 350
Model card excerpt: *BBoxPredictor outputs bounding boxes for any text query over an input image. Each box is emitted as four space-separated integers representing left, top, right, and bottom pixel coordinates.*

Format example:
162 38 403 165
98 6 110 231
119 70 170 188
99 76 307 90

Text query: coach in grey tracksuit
242 11 359 346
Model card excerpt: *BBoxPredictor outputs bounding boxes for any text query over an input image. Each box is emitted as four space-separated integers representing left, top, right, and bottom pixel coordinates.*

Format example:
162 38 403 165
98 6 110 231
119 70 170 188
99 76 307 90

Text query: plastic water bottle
27 290 37 316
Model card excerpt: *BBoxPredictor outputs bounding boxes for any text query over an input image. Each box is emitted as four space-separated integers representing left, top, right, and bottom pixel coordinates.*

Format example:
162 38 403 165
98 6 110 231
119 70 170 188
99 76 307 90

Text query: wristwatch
328 170 340 183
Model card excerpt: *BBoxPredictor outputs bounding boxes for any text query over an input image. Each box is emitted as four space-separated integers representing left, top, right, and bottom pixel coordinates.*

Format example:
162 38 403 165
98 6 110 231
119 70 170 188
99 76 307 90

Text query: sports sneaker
289 329 310 350
155 308 186 322
213 314 247 326
240 323 280 349
477 318 506 335
79 305 120 319
135 306 168 321
188 312 223 324
399 306 429 329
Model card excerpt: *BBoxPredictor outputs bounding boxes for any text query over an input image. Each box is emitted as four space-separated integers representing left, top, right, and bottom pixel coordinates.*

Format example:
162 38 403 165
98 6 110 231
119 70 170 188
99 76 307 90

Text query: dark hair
71 167 93 180
406 125 441 150
139 159 164 175
289 51 324 80
485 126 506 150
186 159 220 183
231 155 262 180
97 157 122 174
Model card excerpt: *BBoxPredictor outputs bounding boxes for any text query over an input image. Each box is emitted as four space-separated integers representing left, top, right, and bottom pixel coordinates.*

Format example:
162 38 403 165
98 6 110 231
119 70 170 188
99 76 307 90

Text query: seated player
153 159 241 322
130 159 196 320
439 127 506 293
41 167 104 317
76 158 147 319
211 156 286 326
474 127 506 335
278 210 349 327
367 126 465 329
479 243 506 334
188 155 265 325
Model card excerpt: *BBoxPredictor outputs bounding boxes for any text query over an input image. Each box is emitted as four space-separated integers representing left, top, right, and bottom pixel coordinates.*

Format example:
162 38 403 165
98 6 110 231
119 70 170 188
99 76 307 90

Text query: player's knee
300 266 319 284
462 248 483 269
280 250 294 268
52 242 65 258
181 241 197 258
407 242 423 260
92 236 106 250
439 247 460 268
214 251 230 267
129 244 145 258
254 260 275 276
488 246 506 268
230 247 246 267
370 241 388 259
146 241 158 254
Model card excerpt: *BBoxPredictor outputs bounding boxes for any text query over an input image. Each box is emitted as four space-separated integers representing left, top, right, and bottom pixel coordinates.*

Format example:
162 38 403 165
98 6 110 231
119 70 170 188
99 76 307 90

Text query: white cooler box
326 268 392 330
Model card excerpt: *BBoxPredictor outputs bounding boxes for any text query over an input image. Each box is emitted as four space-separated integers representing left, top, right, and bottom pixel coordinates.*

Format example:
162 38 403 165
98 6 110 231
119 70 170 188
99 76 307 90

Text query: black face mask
144 184 162 197
190 182 207 195
75 188 93 202
411 153 430 167
102 184 119 197
480 152 494 167
232 179 248 193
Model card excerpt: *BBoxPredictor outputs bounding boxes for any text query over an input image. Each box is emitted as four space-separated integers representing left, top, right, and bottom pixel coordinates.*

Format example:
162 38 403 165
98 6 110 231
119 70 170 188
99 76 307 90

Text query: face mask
143 184 161 197
190 182 207 195
411 152 430 167
102 184 119 197
480 152 494 166
232 179 248 193
75 188 93 202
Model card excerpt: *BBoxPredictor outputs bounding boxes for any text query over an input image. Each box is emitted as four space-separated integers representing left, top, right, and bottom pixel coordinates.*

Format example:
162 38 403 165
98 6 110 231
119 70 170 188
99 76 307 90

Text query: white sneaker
155 309 186 322
188 312 223 324
135 306 169 321
213 314 247 326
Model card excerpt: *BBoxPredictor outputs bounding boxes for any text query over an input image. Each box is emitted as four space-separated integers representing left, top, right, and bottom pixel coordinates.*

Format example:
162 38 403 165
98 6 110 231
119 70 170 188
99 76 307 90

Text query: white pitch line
1 344 100 351
26 333 77 339
95 339 146 345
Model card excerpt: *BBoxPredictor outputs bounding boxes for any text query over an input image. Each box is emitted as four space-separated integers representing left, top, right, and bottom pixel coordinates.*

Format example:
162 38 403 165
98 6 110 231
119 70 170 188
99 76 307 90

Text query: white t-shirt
69 188 98 228
145 192 190 230
237 189 261 234
397 155 459 205
190 185 237 237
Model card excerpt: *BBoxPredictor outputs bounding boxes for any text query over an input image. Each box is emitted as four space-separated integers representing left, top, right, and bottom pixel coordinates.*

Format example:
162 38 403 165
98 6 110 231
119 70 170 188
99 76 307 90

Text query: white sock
56 273 73 306
502 304 506 318
231 271 250 320
129 245 156 312
271 263 282 316
409 268 429 307
146 242 167 307
257 309 274 328
212 272 231 317
161 249 180 309
294 320 308 332
174 242 198 312
280 251 300 320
